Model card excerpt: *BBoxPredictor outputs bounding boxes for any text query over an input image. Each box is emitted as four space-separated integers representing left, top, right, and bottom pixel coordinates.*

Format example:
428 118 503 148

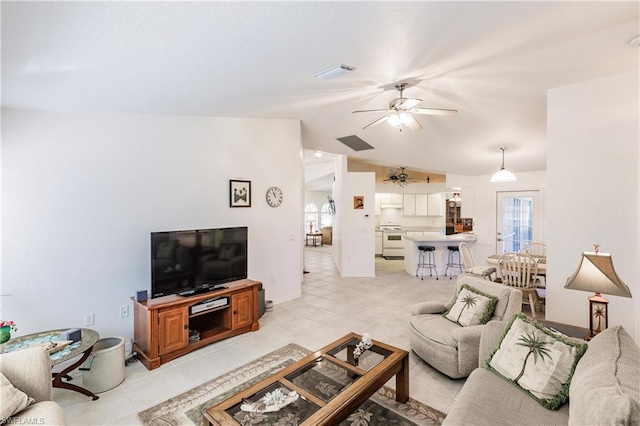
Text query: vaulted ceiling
2 1 638 177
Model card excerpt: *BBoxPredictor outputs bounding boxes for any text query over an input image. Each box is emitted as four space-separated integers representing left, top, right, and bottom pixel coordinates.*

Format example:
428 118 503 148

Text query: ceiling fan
384 167 423 187
353 83 457 131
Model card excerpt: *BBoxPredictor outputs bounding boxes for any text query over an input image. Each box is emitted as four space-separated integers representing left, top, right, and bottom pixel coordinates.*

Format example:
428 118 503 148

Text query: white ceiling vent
314 64 355 80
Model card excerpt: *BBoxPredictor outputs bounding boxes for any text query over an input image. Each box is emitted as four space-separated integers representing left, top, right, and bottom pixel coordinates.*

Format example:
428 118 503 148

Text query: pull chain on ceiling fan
353 83 457 131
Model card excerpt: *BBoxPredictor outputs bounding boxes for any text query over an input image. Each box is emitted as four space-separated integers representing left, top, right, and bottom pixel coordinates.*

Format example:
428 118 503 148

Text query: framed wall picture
230 180 251 207
353 196 364 209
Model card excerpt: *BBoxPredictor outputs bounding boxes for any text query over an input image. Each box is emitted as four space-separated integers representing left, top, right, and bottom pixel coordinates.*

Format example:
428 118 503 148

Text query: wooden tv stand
132 279 260 370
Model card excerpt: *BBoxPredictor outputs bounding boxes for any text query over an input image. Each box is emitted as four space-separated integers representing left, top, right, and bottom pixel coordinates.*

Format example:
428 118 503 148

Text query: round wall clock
266 186 283 207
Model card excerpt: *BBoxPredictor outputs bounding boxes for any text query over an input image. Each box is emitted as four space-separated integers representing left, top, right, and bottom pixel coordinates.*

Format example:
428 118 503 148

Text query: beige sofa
0 347 66 425
444 321 640 425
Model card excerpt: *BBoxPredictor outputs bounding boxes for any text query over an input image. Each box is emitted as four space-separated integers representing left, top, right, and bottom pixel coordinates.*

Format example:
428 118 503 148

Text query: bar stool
444 245 464 279
416 245 438 280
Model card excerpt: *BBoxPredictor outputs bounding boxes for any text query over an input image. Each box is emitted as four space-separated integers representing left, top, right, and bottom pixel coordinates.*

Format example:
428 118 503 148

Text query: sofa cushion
0 372 35 422
444 284 498 326
410 314 460 348
17 402 66 426
443 368 570 425
454 275 516 320
569 325 640 425
486 313 587 410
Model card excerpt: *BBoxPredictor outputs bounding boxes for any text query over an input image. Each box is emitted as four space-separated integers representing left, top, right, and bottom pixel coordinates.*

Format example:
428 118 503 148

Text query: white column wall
332 155 375 277
2 109 304 339
547 72 639 342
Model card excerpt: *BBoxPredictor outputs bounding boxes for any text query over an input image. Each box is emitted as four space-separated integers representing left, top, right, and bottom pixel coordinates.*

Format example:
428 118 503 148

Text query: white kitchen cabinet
378 193 403 209
375 193 382 215
375 231 383 256
403 194 416 216
415 194 429 216
427 193 444 216
379 193 393 203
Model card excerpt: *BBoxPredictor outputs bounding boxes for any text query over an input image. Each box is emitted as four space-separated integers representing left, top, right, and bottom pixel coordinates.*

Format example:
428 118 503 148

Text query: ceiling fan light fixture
314 150 323 159
313 64 355 80
387 113 402 128
387 112 413 130
490 147 517 183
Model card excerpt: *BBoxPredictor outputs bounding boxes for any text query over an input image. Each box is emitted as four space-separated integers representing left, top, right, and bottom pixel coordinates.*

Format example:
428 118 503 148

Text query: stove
379 224 402 230
380 224 405 258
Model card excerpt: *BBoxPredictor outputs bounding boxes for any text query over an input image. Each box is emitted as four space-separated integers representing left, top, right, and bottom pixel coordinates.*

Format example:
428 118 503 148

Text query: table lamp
564 245 632 339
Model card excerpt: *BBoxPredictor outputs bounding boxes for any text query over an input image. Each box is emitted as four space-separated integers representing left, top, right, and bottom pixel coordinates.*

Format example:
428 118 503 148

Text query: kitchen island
404 234 478 278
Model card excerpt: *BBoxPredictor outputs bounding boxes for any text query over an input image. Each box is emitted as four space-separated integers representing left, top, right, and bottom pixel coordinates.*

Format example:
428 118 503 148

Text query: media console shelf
133 279 260 370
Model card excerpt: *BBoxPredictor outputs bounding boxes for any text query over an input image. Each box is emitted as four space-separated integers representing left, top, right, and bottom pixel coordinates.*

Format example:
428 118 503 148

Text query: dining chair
458 242 496 281
499 252 544 318
521 242 547 258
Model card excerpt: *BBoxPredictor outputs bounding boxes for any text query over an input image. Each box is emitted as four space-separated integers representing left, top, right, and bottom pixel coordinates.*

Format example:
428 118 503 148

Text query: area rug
138 343 445 426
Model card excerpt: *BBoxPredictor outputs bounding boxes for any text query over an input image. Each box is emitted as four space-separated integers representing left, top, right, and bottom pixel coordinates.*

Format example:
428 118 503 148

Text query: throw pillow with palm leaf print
485 313 588 410
443 284 499 326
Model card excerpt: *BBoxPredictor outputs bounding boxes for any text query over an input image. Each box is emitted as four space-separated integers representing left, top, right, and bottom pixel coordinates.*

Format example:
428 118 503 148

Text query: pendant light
490 147 517 183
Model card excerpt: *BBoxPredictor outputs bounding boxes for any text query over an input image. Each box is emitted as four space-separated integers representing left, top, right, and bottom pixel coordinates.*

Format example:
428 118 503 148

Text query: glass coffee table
204 332 409 425
1 328 100 400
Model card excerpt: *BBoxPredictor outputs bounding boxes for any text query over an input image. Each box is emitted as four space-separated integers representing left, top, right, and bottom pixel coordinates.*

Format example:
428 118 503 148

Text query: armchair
0 347 65 425
409 274 522 379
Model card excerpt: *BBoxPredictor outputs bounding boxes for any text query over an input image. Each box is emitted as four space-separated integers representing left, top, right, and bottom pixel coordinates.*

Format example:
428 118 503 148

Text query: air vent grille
336 135 374 151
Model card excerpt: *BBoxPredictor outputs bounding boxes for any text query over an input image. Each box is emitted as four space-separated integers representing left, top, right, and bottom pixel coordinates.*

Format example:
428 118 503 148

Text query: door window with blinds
496 191 542 254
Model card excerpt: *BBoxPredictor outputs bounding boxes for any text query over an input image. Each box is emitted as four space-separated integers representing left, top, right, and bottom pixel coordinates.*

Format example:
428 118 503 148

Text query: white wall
333 155 376 277
547 72 639 342
446 171 547 261
1 109 304 340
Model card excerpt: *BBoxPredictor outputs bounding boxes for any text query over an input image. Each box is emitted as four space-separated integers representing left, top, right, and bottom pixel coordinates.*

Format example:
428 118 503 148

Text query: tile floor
55 249 538 425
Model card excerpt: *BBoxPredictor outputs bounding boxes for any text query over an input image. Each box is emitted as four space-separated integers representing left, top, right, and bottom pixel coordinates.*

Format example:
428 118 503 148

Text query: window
321 203 333 228
305 203 319 232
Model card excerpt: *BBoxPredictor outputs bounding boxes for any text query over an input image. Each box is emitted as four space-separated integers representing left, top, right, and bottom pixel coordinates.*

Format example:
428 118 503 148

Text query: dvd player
190 297 228 315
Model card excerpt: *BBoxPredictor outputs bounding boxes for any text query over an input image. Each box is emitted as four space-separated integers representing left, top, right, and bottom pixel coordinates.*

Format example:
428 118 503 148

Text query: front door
496 191 542 254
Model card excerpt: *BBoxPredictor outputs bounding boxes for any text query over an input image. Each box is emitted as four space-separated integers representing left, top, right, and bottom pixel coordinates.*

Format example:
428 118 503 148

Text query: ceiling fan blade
410 107 458 116
362 115 390 130
406 114 423 131
398 98 422 109
353 108 392 114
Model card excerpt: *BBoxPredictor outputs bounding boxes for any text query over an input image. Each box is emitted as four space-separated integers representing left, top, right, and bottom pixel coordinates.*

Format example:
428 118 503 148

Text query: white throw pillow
0 372 35 422
486 314 587 410
444 285 499 326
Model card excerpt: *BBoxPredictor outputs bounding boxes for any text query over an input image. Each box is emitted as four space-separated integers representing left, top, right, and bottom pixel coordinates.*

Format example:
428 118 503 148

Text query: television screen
151 227 248 298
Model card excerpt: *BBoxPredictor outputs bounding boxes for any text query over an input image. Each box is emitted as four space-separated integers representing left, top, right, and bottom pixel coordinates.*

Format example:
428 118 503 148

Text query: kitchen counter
404 234 477 278
404 234 477 242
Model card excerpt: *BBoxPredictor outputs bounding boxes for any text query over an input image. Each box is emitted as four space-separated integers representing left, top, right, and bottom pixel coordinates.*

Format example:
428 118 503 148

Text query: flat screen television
150 227 248 298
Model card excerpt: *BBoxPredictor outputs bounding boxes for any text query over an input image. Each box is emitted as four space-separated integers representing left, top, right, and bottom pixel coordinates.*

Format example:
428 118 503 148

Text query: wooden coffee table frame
204 332 409 426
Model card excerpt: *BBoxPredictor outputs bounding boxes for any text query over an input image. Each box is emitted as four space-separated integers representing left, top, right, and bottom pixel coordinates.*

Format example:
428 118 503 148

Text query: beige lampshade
564 252 632 298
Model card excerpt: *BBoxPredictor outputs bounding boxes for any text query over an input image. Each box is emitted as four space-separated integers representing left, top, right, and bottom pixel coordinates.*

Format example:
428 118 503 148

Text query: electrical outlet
119 306 129 319
84 313 95 326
